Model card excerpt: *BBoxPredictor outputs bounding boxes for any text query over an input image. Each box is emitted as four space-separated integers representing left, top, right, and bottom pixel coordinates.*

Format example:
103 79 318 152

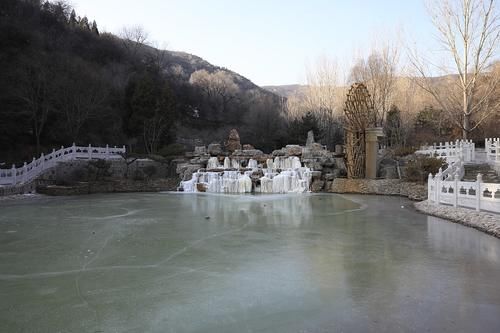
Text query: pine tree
79 16 90 30
91 20 99 35
69 9 77 27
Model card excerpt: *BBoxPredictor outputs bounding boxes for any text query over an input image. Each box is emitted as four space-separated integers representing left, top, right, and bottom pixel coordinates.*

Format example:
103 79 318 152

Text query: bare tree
147 41 169 72
409 0 500 139
17 64 54 155
58 68 108 142
349 42 400 126
189 69 239 120
304 56 345 146
119 25 149 59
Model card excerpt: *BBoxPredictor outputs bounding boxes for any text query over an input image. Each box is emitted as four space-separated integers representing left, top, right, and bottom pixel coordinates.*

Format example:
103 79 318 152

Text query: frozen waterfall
180 170 252 193
179 156 311 194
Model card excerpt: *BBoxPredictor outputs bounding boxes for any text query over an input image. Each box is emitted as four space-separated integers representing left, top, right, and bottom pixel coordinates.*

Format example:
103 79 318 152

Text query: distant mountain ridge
262 84 308 98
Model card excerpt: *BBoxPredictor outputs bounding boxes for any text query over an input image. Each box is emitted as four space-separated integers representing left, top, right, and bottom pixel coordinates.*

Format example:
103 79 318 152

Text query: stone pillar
365 127 384 179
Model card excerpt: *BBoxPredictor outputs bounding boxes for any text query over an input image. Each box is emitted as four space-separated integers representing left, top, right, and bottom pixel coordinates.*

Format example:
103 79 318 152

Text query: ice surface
1 193 500 332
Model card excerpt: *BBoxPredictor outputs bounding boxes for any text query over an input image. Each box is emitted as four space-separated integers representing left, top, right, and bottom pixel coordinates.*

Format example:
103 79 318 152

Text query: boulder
181 164 202 181
225 129 242 152
311 180 325 192
242 144 255 150
324 173 336 181
193 146 207 156
196 183 207 192
310 171 322 180
272 148 287 156
231 149 264 159
285 145 302 156
189 154 210 165
207 143 222 155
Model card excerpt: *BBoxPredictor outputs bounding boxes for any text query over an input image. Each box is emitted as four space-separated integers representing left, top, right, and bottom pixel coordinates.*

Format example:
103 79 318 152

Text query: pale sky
72 0 437 86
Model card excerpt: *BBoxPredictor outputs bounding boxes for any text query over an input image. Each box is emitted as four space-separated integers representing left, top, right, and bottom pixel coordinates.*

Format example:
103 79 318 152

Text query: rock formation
225 129 242 152
175 129 348 193
306 130 315 147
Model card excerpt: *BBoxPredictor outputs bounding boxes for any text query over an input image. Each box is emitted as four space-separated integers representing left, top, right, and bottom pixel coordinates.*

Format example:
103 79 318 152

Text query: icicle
223 157 231 169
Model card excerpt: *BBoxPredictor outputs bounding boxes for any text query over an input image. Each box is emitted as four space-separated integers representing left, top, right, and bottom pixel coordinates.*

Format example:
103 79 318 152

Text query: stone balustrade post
453 173 459 208
88 144 92 159
11 164 16 185
428 173 434 203
106 144 109 158
476 173 482 212
496 140 500 162
472 141 475 161
72 142 76 158
436 168 443 205
22 162 27 183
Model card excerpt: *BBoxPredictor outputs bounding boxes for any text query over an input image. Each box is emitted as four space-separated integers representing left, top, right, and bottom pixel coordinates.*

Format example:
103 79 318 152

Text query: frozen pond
1 193 500 332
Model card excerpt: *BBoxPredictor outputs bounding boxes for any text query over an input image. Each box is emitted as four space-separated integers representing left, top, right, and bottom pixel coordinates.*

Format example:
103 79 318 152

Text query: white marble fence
0 144 125 186
428 172 500 213
485 138 500 163
426 138 500 213
417 139 475 163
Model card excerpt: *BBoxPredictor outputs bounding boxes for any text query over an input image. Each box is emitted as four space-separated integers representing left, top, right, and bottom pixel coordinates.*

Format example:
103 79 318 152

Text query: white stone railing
428 173 500 213
485 138 500 163
0 144 125 186
417 139 475 163
436 158 465 181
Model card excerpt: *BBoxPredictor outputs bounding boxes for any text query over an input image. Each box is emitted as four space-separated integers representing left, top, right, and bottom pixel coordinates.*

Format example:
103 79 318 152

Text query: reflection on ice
427 216 499 262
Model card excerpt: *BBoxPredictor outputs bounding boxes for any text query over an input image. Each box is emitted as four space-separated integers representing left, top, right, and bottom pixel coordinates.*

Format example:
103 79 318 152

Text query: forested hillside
0 0 297 165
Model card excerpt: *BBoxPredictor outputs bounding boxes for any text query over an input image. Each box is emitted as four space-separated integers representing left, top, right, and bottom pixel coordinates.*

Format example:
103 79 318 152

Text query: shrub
159 143 186 157
404 155 447 183
392 146 417 157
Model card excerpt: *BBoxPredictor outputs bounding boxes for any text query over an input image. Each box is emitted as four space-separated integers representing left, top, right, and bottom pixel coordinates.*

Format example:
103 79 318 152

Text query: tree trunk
463 85 470 139
463 115 470 140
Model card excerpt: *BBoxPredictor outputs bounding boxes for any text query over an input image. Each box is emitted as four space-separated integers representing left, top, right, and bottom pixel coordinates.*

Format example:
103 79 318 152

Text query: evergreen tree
126 73 176 153
79 16 90 30
91 20 99 35
69 9 77 27
384 105 402 146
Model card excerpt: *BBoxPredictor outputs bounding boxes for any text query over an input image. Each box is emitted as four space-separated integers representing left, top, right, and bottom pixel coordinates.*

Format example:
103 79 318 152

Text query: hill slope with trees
0 0 294 165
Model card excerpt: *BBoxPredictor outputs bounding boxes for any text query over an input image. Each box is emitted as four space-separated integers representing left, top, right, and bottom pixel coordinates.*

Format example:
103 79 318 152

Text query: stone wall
37 178 180 196
328 178 427 201
52 159 172 184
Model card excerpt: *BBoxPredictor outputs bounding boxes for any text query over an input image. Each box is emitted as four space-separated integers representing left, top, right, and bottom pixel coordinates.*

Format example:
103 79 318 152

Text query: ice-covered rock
248 159 258 170
206 157 220 170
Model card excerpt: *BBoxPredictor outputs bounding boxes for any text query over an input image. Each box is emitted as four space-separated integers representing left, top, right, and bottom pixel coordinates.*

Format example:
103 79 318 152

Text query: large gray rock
311 180 325 192
232 149 265 159
285 145 302 156
193 146 207 156
310 171 322 180
207 143 222 155
177 163 202 181
272 148 287 157
225 129 242 152
189 154 210 165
